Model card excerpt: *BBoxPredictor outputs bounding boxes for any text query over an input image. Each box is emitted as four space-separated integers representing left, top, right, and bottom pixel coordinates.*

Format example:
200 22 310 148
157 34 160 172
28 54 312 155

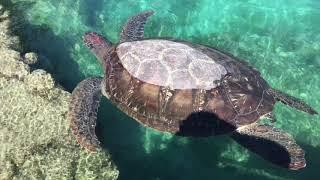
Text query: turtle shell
117 39 228 90
103 39 276 136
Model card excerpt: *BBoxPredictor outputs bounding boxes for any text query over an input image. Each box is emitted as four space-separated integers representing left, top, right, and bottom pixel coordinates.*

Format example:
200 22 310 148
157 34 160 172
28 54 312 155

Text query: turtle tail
68 77 103 151
268 88 318 115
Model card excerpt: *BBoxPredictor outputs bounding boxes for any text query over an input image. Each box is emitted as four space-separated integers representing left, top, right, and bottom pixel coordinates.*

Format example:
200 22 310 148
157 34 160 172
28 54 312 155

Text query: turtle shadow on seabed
175 111 236 137
4 1 85 91
175 111 293 170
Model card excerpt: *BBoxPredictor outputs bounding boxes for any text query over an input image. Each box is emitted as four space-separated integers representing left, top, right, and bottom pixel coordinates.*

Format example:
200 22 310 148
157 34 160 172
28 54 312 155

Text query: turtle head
83 32 113 66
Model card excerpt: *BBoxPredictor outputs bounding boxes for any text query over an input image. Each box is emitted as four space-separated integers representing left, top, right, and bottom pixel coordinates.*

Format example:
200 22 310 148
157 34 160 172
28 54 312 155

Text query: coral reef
0 4 119 180
0 5 20 51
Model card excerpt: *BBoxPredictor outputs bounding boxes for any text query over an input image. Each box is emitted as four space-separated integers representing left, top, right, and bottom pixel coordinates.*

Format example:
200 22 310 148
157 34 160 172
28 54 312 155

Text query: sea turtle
68 11 318 170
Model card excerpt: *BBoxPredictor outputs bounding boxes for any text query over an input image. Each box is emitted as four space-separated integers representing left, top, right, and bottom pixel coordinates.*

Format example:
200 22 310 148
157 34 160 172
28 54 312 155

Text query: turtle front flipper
231 123 306 170
120 10 154 43
268 88 318 115
68 77 103 151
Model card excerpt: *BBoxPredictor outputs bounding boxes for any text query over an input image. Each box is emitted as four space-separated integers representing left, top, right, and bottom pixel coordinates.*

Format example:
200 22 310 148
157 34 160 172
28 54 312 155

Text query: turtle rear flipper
268 88 318 115
231 123 306 170
68 77 103 151
120 10 154 43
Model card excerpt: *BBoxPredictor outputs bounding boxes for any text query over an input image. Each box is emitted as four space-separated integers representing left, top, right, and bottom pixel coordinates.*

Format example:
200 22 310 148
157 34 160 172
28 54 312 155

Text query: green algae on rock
0 4 119 180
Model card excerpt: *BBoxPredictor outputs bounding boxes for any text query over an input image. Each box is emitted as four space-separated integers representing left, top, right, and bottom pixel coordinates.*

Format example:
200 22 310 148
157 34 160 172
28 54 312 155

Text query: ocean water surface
8 0 320 179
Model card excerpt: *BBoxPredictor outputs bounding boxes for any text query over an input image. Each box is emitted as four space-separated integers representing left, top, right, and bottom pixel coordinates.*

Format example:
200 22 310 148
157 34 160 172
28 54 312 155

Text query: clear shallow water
9 0 320 179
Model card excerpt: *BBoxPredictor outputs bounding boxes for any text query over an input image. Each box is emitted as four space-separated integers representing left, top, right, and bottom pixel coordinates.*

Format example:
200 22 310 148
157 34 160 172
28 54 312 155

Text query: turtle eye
84 40 94 49
87 43 94 49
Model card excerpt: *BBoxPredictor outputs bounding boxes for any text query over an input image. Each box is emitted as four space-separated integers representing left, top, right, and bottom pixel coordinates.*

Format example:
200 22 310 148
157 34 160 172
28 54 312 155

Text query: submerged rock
0 4 119 180
23 52 38 65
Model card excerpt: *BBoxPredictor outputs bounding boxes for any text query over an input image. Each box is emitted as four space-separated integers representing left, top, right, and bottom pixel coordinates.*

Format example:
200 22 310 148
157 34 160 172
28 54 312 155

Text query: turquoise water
8 0 320 179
